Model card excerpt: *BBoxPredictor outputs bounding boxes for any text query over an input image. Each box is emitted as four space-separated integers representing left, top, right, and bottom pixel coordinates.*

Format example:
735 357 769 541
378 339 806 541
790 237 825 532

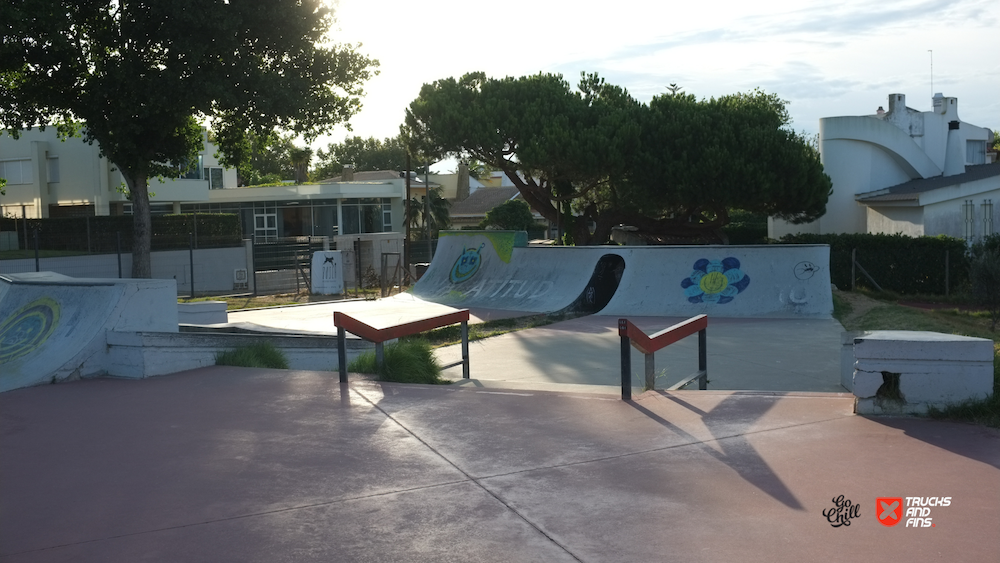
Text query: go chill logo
878 497 951 528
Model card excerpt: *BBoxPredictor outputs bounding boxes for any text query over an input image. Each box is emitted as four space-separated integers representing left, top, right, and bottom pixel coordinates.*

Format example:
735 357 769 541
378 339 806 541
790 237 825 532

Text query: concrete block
178 301 228 325
851 330 995 415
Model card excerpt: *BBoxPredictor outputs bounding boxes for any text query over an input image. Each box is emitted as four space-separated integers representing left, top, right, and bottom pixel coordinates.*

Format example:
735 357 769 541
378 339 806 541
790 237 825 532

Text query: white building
0 129 410 240
770 93 998 241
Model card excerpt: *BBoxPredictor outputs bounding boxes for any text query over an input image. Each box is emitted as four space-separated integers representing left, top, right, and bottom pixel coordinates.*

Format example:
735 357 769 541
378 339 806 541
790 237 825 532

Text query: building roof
856 162 1000 203
449 187 521 216
320 170 438 187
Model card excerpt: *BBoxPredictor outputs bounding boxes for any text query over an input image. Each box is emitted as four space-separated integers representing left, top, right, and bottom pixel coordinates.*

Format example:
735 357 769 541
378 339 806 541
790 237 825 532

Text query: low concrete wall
177 301 228 324
852 330 994 414
105 331 372 377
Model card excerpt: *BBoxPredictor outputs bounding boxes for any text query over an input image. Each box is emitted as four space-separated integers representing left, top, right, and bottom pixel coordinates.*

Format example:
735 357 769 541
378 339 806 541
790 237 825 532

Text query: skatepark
1 232 998 561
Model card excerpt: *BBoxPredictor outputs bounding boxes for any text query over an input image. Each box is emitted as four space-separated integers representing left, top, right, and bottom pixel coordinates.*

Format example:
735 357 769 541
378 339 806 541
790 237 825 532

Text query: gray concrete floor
2 369 997 562
438 316 846 392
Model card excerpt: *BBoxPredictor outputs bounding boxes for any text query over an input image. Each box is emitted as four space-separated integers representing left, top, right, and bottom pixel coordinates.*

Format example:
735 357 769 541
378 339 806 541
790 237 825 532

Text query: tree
239 132 297 185
406 188 451 240
1 1 377 276
405 72 830 245
289 146 313 184
480 199 536 231
314 135 425 180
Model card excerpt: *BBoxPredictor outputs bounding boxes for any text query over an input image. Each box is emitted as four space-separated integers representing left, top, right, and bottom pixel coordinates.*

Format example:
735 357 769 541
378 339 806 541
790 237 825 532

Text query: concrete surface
437 315 846 393
1 367 997 562
224 293 525 337
413 231 833 318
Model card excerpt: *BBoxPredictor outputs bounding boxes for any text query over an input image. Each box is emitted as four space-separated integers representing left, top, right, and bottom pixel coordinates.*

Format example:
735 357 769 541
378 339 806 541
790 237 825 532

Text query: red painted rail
619 314 708 400
335 309 471 382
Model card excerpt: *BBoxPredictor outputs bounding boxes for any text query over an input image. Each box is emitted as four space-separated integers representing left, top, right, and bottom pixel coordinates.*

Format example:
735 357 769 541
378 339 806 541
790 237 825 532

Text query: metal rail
619 314 708 400
334 309 471 382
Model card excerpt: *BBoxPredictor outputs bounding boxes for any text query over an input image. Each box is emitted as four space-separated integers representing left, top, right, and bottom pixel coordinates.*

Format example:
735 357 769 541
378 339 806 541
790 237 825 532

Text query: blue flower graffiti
681 257 750 304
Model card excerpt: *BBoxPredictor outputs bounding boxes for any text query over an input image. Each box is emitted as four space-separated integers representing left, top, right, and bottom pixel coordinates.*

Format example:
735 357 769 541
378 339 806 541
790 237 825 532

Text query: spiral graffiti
0 298 61 364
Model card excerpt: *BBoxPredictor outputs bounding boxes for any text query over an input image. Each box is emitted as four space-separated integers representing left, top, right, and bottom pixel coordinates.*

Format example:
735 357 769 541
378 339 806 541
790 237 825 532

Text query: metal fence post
945 250 950 296
116 231 122 278
189 232 195 299
33 227 39 272
620 319 631 401
461 320 470 379
251 234 258 297
851 248 856 291
698 328 707 390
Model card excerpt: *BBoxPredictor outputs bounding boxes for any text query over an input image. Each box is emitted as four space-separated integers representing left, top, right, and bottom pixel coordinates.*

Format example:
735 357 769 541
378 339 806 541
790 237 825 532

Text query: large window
967 140 986 165
341 198 391 235
177 155 204 179
0 159 33 184
204 167 224 189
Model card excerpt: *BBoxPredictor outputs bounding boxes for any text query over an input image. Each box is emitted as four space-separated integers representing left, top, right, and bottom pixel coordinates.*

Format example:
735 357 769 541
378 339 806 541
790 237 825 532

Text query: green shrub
968 240 1000 330
779 232 968 295
215 342 289 369
347 339 445 384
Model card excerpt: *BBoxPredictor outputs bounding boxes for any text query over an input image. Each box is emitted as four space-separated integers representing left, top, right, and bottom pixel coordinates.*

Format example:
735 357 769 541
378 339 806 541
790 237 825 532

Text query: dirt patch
833 289 883 328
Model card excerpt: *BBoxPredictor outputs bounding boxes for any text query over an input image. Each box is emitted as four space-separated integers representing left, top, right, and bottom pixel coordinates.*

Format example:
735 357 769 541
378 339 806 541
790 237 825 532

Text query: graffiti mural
450 243 486 284
0 297 61 363
681 257 750 304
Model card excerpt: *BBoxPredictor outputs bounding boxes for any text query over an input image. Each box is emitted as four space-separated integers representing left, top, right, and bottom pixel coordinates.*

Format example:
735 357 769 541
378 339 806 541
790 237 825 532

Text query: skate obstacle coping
619 315 708 401
334 309 471 382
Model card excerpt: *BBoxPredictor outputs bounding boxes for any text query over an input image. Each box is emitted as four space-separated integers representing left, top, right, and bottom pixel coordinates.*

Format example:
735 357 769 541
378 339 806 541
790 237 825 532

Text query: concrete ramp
0 273 178 392
412 232 621 313
413 231 832 318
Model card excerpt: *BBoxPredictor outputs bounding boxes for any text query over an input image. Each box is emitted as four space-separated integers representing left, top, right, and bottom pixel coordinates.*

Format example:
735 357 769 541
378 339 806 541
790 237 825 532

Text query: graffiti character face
450 244 486 284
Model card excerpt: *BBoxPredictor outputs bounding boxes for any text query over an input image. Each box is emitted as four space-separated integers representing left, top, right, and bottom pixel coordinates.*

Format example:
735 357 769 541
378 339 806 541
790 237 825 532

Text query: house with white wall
770 93 998 241
1 129 409 241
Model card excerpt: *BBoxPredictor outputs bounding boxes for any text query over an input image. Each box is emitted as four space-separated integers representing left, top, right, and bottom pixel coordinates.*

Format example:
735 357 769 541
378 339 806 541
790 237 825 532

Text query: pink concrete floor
1 367 998 562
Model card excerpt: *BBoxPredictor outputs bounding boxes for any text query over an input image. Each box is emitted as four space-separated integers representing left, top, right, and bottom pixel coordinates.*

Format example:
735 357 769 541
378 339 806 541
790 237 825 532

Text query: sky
315 0 999 172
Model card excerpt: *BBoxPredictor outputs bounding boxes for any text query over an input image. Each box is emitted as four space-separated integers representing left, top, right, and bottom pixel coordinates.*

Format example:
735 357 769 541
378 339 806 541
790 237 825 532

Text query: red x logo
877 497 903 527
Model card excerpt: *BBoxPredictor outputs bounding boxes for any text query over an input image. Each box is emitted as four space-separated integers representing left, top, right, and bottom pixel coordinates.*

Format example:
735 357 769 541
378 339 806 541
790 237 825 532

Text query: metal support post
698 328 707 390
461 320 470 379
116 232 123 278
337 326 348 383
375 342 384 370
620 322 632 401
644 353 655 391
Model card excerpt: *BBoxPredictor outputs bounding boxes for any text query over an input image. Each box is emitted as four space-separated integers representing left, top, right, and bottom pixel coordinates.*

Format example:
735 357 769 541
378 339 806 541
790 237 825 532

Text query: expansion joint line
356 390 587 563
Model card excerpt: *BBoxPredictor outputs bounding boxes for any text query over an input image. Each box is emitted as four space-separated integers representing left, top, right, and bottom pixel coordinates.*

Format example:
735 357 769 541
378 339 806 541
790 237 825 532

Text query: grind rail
335 309 471 382
619 314 708 400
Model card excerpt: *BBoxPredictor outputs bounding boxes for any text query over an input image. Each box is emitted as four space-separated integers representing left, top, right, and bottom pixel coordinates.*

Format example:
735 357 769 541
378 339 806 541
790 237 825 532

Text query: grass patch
347 339 446 384
832 293 852 323
0 249 88 259
215 342 289 369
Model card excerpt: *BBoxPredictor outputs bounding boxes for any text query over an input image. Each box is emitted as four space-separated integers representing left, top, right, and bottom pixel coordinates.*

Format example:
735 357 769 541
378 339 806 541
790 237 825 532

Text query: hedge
779 233 968 295
0 214 243 253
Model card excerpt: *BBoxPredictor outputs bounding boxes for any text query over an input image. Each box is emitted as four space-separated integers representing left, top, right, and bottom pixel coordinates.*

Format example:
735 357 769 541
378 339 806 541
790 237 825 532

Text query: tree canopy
404 72 830 245
480 199 537 231
1 0 377 275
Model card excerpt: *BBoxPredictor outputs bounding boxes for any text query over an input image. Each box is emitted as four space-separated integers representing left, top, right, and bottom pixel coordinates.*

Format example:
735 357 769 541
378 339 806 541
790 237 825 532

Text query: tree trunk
122 171 152 278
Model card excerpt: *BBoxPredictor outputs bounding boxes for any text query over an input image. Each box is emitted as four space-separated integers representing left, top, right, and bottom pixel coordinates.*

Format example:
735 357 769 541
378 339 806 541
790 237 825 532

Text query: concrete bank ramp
0 273 178 392
413 231 832 318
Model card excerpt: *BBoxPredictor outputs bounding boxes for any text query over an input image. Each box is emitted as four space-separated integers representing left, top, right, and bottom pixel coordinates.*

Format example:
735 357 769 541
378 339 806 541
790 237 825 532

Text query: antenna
928 50 933 95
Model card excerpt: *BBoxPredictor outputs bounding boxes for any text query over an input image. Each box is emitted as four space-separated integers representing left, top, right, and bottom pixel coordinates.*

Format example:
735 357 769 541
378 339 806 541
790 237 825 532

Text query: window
967 140 986 165
341 198 391 235
0 159 33 184
178 155 204 179
204 167 224 189
47 156 60 183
